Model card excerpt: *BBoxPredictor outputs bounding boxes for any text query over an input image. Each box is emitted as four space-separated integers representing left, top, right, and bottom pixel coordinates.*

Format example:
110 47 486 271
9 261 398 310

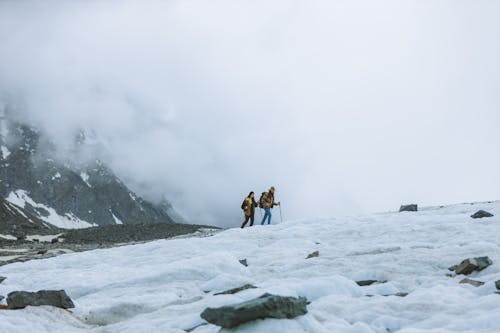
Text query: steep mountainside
0 109 178 229
0 197 57 236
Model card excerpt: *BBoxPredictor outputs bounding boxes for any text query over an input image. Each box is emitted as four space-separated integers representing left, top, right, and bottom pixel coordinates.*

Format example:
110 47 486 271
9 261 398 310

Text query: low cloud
1 0 499 226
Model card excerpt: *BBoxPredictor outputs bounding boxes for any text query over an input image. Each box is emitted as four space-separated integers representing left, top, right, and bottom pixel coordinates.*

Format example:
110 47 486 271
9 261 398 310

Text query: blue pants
261 208 272 225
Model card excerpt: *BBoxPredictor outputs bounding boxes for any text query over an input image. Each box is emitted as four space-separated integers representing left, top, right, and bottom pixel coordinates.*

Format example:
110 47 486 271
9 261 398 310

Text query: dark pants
241 214 255 228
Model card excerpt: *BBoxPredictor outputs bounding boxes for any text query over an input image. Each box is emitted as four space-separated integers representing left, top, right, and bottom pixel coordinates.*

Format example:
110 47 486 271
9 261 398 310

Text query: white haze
0 0 499 227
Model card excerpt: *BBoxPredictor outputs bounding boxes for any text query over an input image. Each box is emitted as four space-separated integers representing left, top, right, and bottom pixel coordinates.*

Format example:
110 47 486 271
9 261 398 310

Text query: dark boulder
495 280 500 291
201 293 308 328
471 210 494 219
356 280 387 286
454 257 493 275
239 259 248 267
7 290 75 309
214 284 257 296
399 204 418 212
0 276 6 284
306 251 319 259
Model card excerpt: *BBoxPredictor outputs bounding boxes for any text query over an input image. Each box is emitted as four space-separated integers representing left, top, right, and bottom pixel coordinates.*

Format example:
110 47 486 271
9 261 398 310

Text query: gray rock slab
459 278 485 287
495 280 500 291
239 259 248 267
7 290 75 309
201 293 308 328
306 251 319 259
471 210 494 219
400 204 418 212
0 276 6 284
356 280 387 286
454 257 493 275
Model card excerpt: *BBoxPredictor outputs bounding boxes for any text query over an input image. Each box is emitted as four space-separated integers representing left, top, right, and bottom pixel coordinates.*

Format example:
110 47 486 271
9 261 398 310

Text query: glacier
0 201 499 333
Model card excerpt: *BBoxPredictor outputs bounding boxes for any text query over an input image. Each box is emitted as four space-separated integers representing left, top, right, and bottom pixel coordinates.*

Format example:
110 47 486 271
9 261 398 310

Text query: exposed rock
495 280 500 291
459 278 485 287
238 259 248 267
306 251 319 259
448 265 458 272
356 280 387 286
0 276 5 284
37 250 48 255
454 257 493 275
214 284 257 296
7 290 75 309
399 204 418 212
471 210 494 219
0 295 4 302
201 293 308 328
51 238 59 244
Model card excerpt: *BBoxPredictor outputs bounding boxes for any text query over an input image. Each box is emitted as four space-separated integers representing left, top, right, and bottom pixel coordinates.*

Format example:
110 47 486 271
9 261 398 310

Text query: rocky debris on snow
399 204 418 212
366 292 409 298
238 259 248 267
37 249 48 255
495 280 500 291
201 293 308 328
306 251 319 259
0 295 4 302
0 276 6 284
452 257 493 275
471 210 494 219
459 278 485 287
356 280 387 286
7 290 75 309
214 284 257 296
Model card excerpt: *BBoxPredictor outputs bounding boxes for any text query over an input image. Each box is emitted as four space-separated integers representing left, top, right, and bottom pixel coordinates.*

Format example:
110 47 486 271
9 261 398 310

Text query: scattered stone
238 259 248 267
51 238 59 244
32 239 39 243
0 277 6 284
306 251 319 259
7 290 75 310
356 280 387 286
37 250 48 255
394 292 409 297
448 265 458 272
214 284 257 296
201 293 308 328
495 280 500 291
0 295 4 302
454 257 493 275
399 204 418 212
459 278 485 287
471 210 494 219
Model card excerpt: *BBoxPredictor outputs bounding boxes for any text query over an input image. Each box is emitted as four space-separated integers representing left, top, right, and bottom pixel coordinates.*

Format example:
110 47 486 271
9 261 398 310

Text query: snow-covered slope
0 201 499 333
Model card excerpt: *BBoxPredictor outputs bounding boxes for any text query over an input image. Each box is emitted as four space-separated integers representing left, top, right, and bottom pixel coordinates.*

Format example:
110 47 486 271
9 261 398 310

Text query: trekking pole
279 203 283 223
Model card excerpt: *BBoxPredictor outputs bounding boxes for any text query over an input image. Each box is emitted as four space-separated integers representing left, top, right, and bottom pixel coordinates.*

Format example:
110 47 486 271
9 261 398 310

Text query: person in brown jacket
241 191 258 228
260 186 280 225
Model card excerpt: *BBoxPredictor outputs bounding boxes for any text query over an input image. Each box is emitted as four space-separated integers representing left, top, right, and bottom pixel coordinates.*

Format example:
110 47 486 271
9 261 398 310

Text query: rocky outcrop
0 276 5 284
471 210 494 219
201 293 308 328
400 204 418 212
495 280 500 291
0 197 55 235
7 290 75 309
451 257 493 275
0 109 178 229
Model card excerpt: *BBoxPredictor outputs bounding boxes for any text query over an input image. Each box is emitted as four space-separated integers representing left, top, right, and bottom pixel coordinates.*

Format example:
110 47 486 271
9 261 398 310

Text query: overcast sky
0 0 499 227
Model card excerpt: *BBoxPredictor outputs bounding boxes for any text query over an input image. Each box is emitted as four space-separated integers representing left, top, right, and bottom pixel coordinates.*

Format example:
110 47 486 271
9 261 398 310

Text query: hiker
260 186 280 225
241 191 258 228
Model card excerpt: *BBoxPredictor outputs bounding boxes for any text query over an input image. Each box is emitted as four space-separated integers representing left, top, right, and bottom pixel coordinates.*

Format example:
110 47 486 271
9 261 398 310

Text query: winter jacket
243 197 258 217
261 191 277 209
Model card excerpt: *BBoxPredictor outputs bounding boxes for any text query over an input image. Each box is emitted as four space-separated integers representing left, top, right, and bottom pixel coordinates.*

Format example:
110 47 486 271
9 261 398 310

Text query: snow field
0 201 499 333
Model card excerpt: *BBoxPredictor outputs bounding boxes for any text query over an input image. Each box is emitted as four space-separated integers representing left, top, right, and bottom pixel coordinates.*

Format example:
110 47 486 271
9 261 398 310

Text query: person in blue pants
260 186 280 225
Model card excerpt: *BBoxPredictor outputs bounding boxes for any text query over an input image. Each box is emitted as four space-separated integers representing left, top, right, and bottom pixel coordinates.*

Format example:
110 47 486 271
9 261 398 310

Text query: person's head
270 186 275 193
248 191 254 198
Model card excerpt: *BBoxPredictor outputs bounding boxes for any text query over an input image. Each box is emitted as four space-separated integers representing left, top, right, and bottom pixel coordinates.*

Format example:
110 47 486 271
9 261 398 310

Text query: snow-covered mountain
0 201 499 332
0 108 178 230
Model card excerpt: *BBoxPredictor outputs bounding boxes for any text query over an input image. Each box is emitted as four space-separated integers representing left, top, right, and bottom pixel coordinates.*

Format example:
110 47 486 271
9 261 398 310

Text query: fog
1 0 499 227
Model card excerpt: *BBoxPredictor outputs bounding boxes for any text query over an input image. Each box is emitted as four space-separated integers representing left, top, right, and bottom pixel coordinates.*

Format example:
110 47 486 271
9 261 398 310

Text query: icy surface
6 190 97 229
0 201 499 333
111 213 123 225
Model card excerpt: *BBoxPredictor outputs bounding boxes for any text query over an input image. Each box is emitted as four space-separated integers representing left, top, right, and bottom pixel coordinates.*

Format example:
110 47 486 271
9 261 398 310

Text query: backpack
258 192 267 208
241 198 248 211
